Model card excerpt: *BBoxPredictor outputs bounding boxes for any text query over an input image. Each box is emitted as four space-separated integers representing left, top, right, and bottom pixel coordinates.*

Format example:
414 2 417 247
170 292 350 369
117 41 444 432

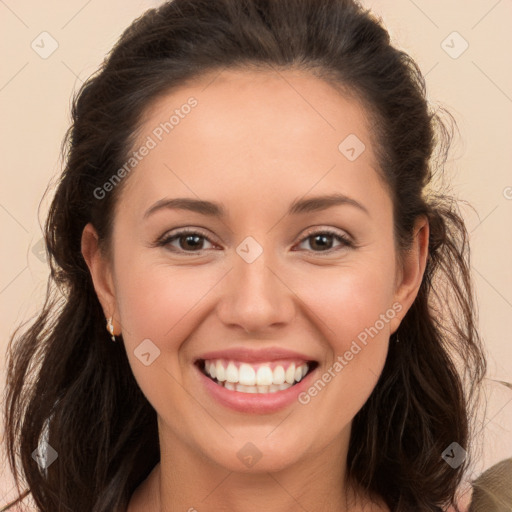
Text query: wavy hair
2 0 487 510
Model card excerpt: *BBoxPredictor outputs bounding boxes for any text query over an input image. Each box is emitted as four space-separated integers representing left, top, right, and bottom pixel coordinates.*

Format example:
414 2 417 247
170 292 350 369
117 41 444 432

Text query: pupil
182 235 202 250
312 234 331 251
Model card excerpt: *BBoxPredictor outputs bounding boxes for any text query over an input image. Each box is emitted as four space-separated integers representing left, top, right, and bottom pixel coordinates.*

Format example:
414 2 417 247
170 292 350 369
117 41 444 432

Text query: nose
216 247 296 336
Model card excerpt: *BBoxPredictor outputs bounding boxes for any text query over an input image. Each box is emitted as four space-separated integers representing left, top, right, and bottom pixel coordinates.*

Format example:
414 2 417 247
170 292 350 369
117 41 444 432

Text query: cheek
113 261 219 411
115 262 219 343
295 260 397 349
257 272 394 462
112 248 233 393
114 246 397 357
291 260 395 414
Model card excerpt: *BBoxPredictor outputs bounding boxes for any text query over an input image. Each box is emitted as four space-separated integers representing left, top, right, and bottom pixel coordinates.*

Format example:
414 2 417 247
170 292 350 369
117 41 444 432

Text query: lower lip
196 364 317 414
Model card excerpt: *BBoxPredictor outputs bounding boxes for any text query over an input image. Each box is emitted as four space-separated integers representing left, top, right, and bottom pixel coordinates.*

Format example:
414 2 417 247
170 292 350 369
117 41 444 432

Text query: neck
127 421 379 512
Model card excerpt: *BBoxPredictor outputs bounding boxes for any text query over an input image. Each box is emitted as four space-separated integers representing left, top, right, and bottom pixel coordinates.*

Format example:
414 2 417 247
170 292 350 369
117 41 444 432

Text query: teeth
203 359 310 390
216 360 226 382
256 366 273 386
235 382 292 393
236 384 258 393
272 365 285 385
226 362 238 383
239 363 256 386
285 363 296 384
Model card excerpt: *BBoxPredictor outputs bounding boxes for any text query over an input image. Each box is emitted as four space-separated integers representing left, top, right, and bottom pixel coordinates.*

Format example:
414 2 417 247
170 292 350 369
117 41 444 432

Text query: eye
157 229 217 253
155 227 354 255
294 228 353 253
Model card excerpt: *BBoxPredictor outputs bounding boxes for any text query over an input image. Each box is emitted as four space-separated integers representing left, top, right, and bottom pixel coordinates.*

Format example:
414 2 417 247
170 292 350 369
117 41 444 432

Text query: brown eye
158 229 216 253
296 230 353 253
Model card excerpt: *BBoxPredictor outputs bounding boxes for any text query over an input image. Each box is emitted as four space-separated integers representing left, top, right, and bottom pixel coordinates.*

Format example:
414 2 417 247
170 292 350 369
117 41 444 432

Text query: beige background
1 0 511 507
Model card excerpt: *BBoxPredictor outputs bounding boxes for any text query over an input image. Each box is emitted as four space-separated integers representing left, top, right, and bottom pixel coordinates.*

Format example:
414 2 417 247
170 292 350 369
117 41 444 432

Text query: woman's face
83 68 428 475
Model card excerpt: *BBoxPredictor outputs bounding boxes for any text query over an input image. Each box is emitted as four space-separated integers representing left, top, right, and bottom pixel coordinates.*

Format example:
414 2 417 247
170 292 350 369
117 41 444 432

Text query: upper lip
196 347 317 363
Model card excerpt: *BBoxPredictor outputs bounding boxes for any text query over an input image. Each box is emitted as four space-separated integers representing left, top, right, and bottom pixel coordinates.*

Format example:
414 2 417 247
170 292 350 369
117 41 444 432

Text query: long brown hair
2 0 487 510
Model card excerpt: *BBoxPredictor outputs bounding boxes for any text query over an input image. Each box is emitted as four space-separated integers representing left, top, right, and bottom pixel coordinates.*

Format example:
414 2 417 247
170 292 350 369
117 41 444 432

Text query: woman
2 0 487 510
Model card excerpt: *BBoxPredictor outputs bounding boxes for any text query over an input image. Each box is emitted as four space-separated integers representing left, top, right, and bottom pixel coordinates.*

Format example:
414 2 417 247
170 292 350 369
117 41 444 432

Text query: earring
106 316 116 342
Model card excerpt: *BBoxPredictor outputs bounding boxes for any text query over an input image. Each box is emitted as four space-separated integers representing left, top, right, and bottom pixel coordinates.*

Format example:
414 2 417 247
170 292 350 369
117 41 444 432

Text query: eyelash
155 227 354 255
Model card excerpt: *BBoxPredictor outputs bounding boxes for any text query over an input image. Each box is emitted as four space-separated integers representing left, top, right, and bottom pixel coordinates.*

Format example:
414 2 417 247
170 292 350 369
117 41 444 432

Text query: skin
81 68 429 512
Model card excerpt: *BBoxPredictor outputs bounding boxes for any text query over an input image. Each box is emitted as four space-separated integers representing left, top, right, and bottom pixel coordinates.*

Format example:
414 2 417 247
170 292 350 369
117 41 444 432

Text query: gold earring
106 316 116 342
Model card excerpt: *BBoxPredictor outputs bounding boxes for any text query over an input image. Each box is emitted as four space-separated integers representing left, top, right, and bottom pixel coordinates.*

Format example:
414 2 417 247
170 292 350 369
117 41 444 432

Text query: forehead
138 66 374 154
118 67 388 219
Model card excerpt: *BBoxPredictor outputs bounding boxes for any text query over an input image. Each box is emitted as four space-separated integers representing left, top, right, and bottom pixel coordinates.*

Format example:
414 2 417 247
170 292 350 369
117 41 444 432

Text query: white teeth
202 359 311 391
216 360 226 381
285 363 296 384
226 362 238 383
272 365 286 385
233 382 292 394
236 384 258 393
256 366 273 386
239 363 256 386
258 385 274 393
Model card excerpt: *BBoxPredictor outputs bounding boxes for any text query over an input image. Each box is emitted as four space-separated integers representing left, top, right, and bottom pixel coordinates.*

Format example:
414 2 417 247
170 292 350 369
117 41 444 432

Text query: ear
81 222 119 334
390 215 429 334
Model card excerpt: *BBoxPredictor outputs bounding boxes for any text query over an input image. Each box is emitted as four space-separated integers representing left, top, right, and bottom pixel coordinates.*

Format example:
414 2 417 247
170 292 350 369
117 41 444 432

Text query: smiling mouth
196 359 318 394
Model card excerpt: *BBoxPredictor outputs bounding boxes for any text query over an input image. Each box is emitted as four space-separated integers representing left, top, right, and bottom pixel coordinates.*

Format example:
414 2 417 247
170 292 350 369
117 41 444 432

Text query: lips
194 347 318 396
196 347 317 364
194 354 319 413
192 347 319 413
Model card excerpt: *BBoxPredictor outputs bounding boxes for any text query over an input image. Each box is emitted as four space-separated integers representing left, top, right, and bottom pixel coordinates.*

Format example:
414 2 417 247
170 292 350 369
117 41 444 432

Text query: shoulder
445 486 473 512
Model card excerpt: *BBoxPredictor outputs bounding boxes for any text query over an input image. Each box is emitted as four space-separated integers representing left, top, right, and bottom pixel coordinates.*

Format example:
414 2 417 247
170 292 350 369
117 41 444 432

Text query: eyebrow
143 193 370 220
